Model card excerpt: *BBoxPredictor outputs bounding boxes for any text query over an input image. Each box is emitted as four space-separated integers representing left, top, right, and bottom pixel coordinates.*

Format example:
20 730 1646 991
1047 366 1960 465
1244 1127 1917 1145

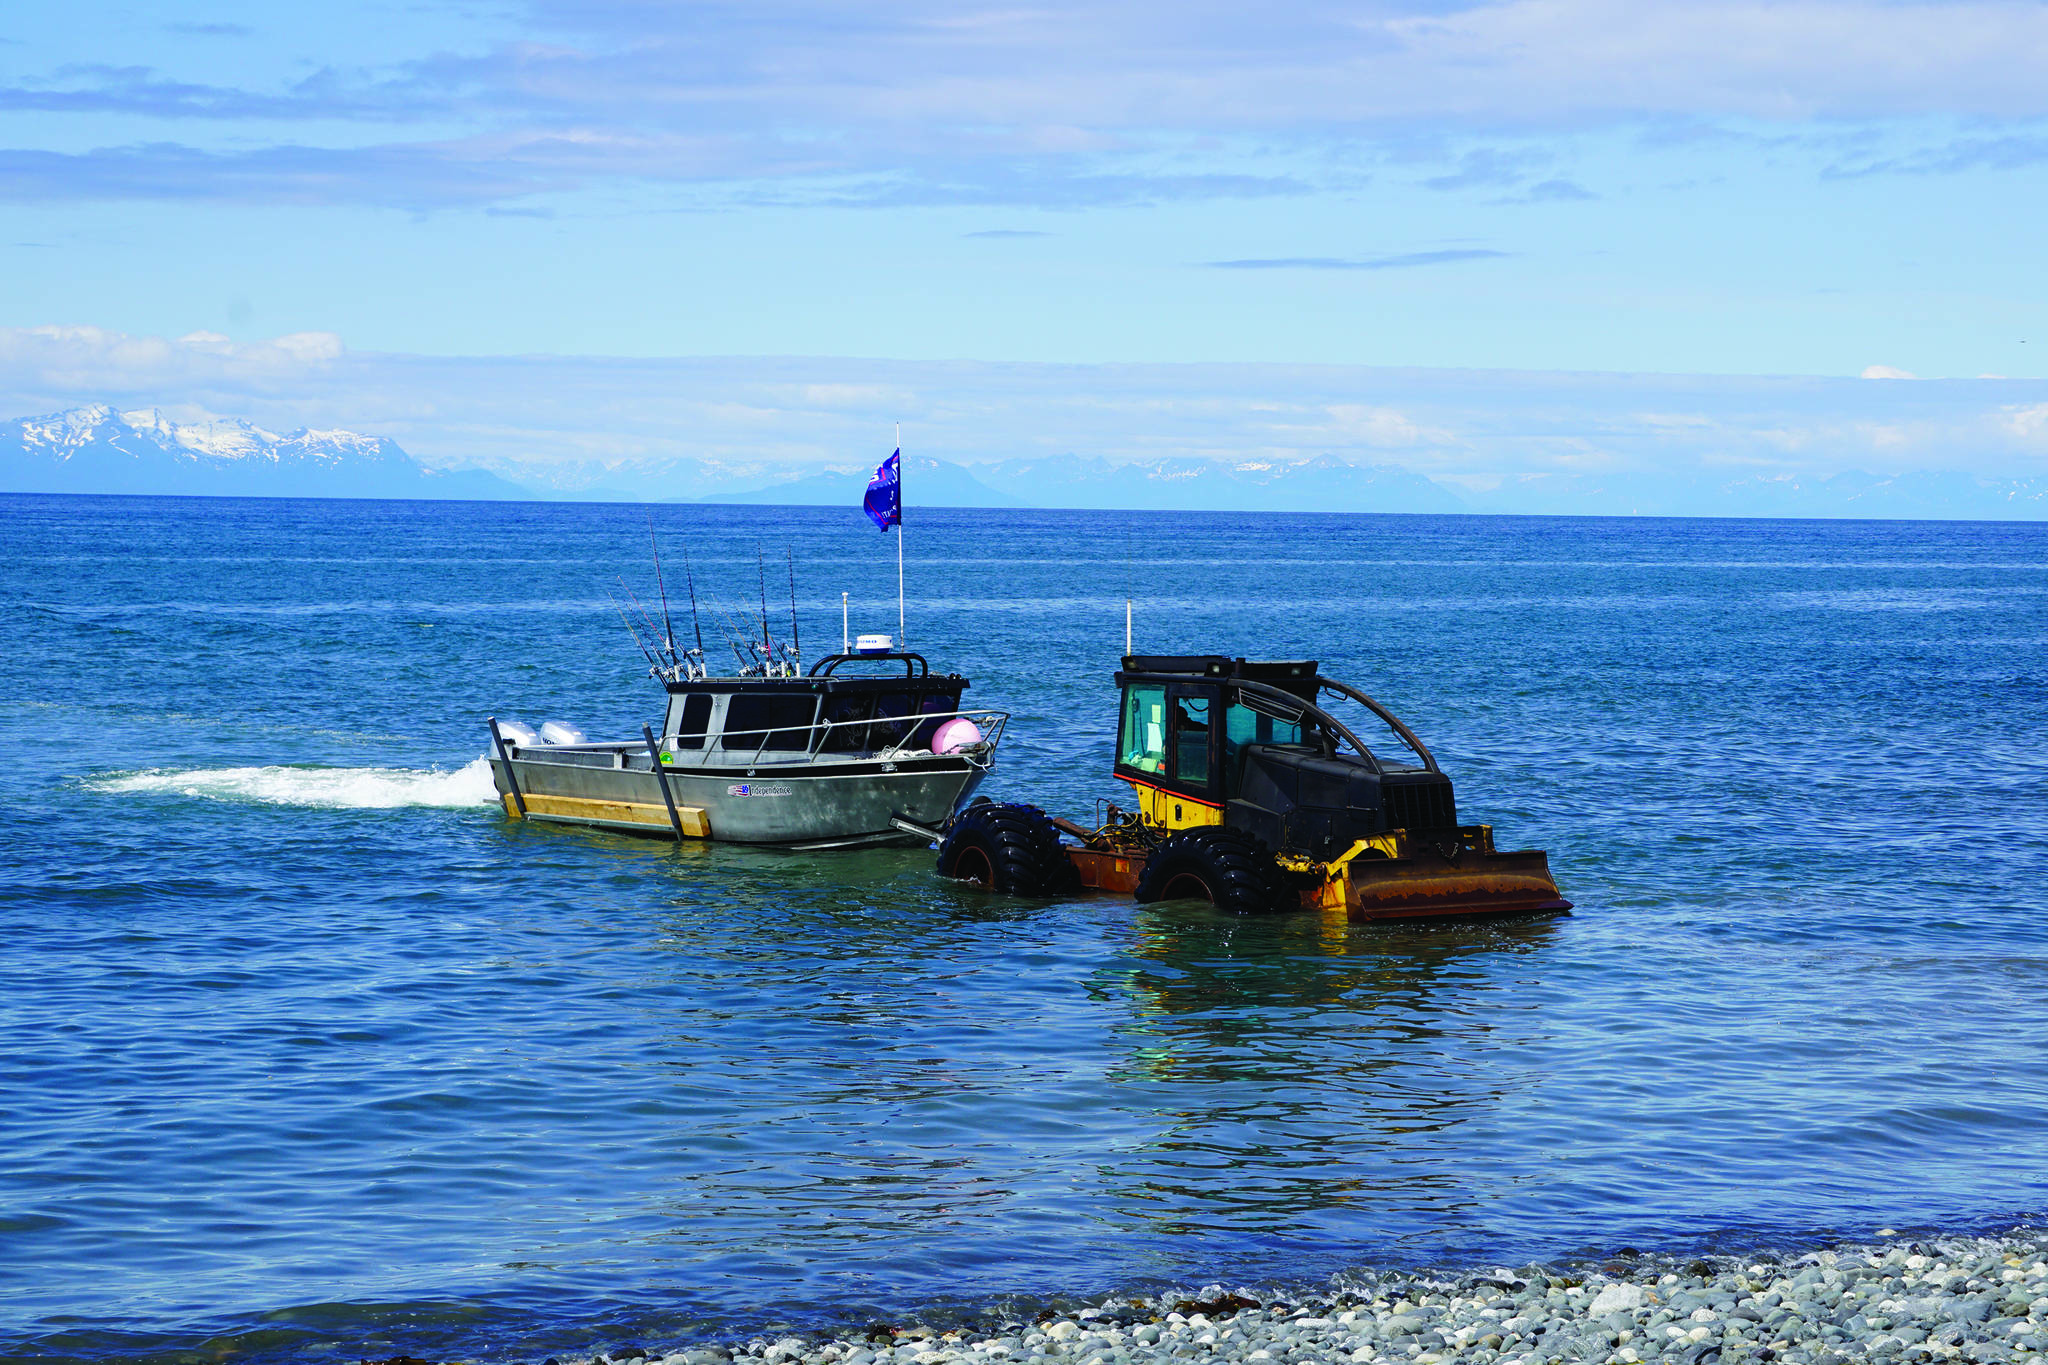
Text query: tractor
925 655 1571 920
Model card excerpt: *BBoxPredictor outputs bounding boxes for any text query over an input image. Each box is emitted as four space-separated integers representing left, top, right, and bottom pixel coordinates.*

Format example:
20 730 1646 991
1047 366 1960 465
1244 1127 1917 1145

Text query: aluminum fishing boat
487 646 1005 849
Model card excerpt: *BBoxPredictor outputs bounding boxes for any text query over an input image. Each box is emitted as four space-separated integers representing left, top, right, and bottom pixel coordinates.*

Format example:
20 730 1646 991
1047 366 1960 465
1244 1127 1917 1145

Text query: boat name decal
727 783 794 797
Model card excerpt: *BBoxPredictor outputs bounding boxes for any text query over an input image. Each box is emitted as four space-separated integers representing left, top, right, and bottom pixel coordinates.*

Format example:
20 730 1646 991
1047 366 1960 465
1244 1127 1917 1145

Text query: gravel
551 1230 2048 1365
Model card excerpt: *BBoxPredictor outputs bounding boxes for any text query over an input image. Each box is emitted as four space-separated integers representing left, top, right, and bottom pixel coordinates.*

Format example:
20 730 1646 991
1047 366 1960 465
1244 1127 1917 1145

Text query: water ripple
0 496 2045 1364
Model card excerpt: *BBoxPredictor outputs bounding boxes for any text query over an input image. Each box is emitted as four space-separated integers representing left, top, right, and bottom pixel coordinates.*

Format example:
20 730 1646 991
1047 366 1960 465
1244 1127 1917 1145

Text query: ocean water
3 494 2046 1364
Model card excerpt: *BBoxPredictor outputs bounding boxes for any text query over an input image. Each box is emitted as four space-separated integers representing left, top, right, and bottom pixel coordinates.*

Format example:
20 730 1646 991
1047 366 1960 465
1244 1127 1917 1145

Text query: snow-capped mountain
1 404 528 500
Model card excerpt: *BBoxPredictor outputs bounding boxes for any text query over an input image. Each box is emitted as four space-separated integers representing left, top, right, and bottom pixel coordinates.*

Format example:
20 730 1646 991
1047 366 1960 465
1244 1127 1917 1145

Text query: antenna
895 421 905 650
841 591 849 654
785 547 800 668
1124 529 1135 657
648 514 679 666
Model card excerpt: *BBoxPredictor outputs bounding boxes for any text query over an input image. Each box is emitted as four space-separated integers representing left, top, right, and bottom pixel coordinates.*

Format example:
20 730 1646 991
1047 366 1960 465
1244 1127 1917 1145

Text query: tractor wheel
1133 827 1290 914
937 802 1081 896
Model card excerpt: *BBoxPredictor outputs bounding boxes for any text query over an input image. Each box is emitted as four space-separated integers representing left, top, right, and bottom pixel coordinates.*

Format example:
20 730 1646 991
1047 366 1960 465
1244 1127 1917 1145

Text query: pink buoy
931 718 983 754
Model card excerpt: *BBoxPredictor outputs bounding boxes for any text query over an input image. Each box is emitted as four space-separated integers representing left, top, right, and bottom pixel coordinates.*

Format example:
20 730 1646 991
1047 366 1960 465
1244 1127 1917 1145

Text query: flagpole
895 422 905 649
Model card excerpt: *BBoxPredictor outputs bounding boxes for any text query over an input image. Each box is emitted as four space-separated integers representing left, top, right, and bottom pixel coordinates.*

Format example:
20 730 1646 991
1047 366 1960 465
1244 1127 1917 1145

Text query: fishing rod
681 545 706 663
648 514 680 668
756 543 771 672
606 587 661 670
701 590 756 672
618 576 664 656
785 546 800 670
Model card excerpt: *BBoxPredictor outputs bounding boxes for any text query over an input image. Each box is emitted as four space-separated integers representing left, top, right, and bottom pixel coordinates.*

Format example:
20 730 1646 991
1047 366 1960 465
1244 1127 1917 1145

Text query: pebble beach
554 1233 2048 1365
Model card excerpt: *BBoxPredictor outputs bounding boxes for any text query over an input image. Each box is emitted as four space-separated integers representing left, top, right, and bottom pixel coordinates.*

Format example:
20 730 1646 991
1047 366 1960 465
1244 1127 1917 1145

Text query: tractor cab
1113 655 1460 859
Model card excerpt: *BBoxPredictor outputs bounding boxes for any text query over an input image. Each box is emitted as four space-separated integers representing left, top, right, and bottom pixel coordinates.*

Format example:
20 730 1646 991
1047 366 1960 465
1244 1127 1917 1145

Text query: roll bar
1314 676 1439 773
1222 677 1439 776
809 651 930 678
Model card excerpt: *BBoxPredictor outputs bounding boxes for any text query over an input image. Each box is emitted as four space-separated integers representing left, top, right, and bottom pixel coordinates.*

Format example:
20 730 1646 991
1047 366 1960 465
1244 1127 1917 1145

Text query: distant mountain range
5 403 2045 519
1466 467 2048 520
701 452 1459 513
0 405 527 500
700 455 1024 508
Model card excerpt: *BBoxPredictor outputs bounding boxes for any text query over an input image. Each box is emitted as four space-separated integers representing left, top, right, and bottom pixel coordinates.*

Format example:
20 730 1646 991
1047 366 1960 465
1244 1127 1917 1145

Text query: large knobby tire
937 802 1081 897
1134 827 1291 914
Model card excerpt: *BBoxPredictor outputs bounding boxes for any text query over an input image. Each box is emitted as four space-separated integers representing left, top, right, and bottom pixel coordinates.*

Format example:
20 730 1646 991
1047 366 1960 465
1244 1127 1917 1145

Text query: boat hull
491 748 989 847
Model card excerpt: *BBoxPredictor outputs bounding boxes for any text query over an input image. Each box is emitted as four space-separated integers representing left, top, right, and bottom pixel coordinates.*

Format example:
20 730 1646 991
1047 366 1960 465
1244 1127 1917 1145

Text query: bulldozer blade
1326 848 1572 921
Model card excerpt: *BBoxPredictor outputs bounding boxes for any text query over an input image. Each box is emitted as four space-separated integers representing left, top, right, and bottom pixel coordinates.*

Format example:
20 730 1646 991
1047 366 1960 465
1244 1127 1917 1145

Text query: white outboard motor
497 719 540 749
539 720 588 746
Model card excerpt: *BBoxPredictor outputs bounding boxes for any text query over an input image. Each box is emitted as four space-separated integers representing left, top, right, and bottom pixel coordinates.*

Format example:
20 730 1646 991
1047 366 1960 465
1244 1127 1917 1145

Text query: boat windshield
718 693 818 751
804 689 966 755
817 693 875 752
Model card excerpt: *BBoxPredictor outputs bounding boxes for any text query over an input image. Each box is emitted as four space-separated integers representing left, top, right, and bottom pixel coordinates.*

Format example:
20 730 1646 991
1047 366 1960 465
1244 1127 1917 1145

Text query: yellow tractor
931 655 1571 920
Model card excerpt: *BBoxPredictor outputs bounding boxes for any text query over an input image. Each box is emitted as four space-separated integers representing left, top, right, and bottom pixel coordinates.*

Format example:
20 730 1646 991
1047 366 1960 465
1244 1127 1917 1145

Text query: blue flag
863 448 901 531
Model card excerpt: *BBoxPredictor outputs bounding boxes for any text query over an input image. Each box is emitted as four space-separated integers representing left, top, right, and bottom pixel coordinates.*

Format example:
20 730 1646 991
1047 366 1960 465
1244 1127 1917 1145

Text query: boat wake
90 756 499 809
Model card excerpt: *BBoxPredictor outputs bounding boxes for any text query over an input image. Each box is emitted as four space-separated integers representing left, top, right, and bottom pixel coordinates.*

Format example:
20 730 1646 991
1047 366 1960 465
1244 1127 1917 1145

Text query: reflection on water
1100 910 1561 1245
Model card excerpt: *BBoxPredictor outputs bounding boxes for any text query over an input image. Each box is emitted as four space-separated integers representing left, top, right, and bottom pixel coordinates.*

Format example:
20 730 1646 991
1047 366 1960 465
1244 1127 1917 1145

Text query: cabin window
868 692 918 747
720 693 818 751
1118 684 1167 774
673 693 713 749
1225 702 1302 751
818 693 876 752
1174 694 1212 786
1223 702 1303 792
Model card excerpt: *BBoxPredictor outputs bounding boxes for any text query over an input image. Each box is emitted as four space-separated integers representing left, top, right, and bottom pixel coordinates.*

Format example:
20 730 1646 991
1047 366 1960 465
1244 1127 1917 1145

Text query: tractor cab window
1226 702 1303 749
1174 694 1211 785
1118 684 1167 774
1223 701 1303 790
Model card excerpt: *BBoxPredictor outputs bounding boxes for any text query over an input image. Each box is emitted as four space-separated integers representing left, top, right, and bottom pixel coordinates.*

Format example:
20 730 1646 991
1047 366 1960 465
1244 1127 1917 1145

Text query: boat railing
663 706 1010 769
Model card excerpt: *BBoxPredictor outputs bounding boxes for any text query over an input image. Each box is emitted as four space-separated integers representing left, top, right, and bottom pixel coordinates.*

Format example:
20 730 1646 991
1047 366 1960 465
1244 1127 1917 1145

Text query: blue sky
3 1 2047 493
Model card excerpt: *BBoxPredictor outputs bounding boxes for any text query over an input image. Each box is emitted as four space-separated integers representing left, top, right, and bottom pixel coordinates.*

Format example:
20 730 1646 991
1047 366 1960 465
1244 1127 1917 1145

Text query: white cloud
1861 364 1918 379
11 2 2048 209
0 324 345 380
508 0 2048 126
1373 0 2048 121
2 325 2045 490
2004 403 2048 444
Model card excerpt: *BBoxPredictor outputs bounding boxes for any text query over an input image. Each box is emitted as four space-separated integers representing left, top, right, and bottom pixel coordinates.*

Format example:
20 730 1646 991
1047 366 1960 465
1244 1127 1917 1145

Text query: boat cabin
660 651 971 765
